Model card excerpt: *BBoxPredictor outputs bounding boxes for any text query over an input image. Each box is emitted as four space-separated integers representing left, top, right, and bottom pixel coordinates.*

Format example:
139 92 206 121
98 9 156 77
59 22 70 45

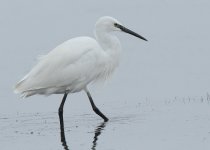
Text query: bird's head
95 16 147 41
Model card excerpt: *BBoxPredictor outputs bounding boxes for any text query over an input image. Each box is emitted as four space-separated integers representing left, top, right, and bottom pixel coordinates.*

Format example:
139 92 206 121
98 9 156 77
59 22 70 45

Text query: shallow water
1 99 210 150
0 107 145 150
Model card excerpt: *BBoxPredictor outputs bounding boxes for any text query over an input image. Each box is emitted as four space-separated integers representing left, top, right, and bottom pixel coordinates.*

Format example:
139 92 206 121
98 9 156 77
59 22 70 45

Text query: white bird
14 16 147 122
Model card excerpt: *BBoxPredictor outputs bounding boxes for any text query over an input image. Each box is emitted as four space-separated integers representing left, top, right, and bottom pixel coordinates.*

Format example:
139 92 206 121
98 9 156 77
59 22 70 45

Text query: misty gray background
1 1 210 150
1 0 210 113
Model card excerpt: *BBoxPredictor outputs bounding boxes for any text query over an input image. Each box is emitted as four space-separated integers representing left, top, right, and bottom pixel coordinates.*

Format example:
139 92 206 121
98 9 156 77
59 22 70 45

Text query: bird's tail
13 74 31 98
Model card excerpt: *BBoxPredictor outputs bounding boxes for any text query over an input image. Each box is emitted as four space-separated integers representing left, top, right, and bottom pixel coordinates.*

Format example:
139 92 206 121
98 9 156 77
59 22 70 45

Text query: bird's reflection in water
59 114 107 150
91 121 107 150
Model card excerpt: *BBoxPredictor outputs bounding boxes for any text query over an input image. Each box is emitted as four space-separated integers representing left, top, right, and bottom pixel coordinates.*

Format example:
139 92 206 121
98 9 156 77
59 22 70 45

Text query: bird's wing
15 36 106 93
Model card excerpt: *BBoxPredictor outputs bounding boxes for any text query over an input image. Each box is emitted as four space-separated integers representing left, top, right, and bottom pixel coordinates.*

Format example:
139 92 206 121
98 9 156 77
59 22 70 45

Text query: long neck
95 30 121 59
94 28 122 77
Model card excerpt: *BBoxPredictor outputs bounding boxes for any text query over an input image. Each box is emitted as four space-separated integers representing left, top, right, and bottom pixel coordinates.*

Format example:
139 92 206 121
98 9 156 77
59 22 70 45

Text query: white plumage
14 16 147 121
14 17 120 96
14 16 147 97
15 36 118 96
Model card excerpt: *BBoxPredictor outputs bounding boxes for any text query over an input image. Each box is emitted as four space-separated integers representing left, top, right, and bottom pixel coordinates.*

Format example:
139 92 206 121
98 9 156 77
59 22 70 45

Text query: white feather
14 36 120 97
14 16 146 97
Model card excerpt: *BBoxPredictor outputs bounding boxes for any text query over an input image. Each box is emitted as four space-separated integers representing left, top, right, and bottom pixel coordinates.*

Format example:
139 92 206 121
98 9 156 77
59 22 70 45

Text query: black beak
115 23 148 41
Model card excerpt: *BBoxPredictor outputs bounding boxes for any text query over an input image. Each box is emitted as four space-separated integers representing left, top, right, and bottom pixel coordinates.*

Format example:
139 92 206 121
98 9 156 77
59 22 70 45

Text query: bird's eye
114 23 118 27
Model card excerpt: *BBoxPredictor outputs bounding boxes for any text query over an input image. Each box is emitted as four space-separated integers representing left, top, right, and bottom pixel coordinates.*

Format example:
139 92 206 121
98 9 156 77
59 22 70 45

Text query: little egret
14 16 147 122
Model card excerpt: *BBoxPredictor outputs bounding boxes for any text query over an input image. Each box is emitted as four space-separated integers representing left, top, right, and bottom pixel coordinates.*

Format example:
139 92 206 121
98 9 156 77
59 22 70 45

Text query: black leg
59 111 69 150
58 93 69 150
58 93 68 129
85 90 109 122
